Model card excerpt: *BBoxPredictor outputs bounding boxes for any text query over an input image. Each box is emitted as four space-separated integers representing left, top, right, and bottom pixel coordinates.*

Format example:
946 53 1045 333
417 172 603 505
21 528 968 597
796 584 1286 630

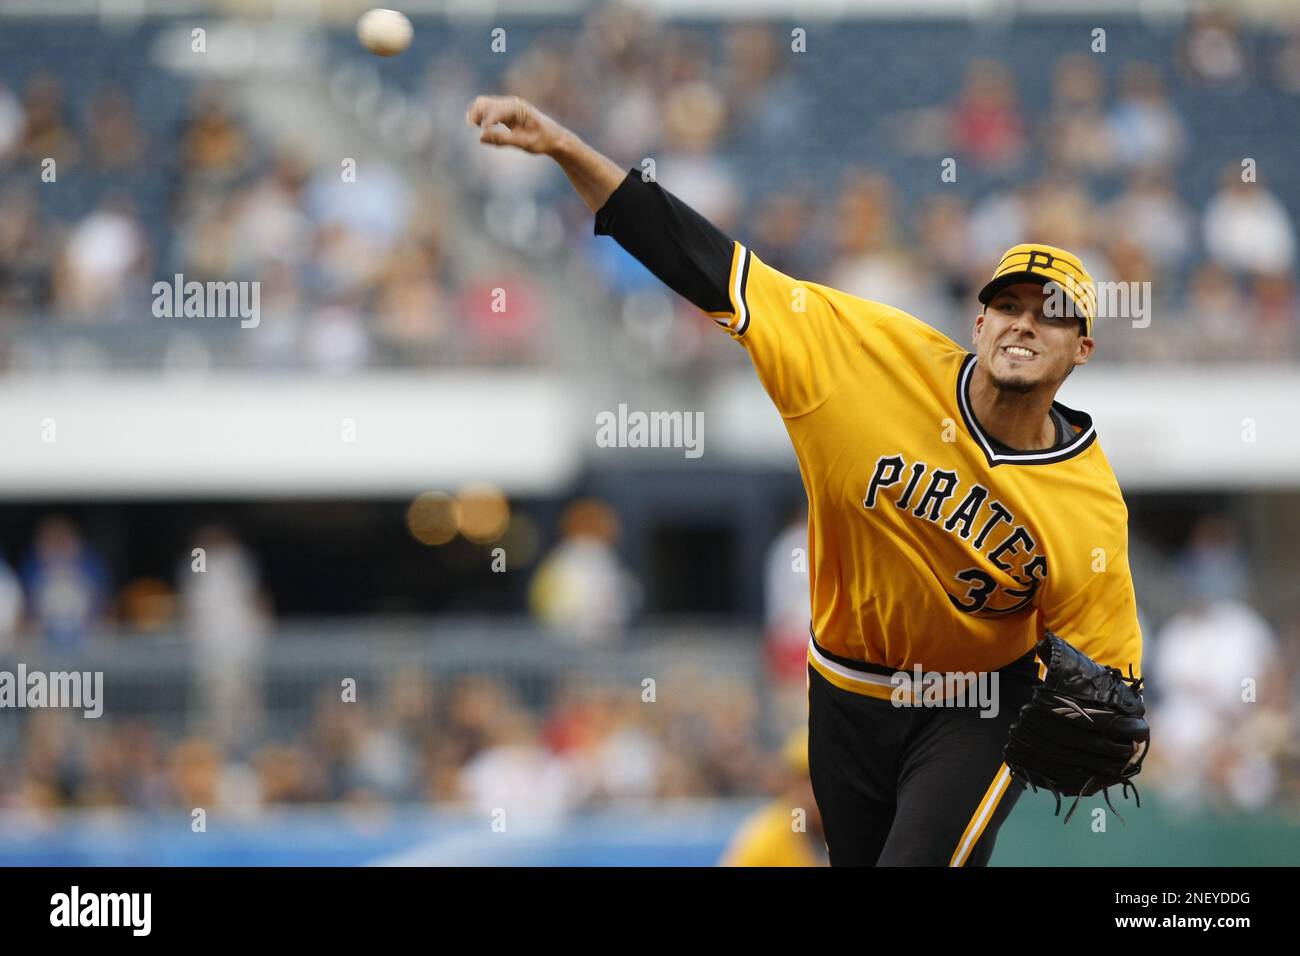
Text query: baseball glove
1003 631 1150 824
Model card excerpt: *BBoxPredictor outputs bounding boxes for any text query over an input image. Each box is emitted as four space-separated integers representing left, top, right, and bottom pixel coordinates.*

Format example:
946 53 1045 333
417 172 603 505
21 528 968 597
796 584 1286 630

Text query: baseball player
719 730 827 867
467 95 1148 867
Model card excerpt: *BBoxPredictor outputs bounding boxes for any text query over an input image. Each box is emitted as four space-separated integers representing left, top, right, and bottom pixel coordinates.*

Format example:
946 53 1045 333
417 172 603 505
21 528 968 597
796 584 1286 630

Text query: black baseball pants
806 646 1038 866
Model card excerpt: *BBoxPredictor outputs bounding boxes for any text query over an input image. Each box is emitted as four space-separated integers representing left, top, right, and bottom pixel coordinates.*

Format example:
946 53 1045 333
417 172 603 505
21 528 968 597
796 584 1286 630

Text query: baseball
356 8 412 57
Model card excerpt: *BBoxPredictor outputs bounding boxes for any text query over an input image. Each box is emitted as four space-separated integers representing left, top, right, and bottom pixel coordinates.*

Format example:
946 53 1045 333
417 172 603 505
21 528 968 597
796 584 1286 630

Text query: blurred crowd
0 517 113 655
2 9 1299 373
0 517 266 657
2 6 1299 829
0 501 640 655
0 510 779 817
1 508 1298 819
541 8 1300 370
0 669 784 820
0 75 544 371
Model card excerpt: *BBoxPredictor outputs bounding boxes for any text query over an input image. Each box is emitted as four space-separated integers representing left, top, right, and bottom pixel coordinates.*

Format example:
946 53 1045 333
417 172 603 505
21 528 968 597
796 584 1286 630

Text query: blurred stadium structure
1 0 1299 865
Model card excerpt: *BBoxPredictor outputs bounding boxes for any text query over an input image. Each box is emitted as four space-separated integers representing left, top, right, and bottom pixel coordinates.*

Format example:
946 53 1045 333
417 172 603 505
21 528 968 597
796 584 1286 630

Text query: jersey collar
955 353 1096 467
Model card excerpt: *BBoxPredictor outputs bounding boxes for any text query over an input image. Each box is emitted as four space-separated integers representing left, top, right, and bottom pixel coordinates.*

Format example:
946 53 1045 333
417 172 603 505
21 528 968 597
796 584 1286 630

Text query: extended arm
466 95 625 212
467 95 735 314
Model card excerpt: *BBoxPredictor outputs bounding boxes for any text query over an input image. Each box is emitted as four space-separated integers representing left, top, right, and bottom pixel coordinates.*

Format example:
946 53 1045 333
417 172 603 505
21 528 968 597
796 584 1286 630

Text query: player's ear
1074 335 1094 366
972 311 985 345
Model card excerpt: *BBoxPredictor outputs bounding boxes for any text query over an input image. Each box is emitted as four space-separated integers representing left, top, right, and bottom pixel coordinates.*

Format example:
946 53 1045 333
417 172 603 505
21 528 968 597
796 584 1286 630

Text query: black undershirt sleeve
592 169 737 316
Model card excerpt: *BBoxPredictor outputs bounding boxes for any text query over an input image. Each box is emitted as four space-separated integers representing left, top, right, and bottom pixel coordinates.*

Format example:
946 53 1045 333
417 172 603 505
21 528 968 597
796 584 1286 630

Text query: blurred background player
719 730 826 867
528 497 641 647
180 525 269 752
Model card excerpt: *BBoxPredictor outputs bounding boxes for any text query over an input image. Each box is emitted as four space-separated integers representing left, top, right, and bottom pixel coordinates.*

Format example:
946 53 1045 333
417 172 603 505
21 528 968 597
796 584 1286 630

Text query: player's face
973 283 1093 393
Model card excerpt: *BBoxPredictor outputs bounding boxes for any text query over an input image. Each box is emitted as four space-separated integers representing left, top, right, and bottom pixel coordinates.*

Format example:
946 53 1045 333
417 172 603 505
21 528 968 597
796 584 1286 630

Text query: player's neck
968 367 1058 451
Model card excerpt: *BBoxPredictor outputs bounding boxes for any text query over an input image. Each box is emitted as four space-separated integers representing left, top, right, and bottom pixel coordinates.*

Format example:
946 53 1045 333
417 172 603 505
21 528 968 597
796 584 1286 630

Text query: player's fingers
465 95 494 127
466 96 507 128
470 97 526 132
493 97 534 130
509 96 530 128
478 126 527 148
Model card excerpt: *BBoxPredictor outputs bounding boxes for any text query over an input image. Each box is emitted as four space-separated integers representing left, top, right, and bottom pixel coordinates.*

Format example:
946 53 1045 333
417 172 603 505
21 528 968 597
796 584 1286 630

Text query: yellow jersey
710 244 1142 699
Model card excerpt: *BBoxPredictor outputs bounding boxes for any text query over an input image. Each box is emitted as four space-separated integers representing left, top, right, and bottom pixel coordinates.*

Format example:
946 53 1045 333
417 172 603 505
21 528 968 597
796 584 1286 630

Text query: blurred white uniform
181 539 266 750
1152 598 1278 809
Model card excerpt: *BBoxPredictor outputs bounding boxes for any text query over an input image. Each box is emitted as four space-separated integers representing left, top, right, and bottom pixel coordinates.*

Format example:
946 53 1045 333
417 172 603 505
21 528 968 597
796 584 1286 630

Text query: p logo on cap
978 243 1096 336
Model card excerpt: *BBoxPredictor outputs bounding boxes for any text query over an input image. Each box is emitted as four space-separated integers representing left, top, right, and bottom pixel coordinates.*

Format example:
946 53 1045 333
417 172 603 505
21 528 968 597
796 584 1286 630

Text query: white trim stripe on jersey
732 244 751 336
806 636 898 690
